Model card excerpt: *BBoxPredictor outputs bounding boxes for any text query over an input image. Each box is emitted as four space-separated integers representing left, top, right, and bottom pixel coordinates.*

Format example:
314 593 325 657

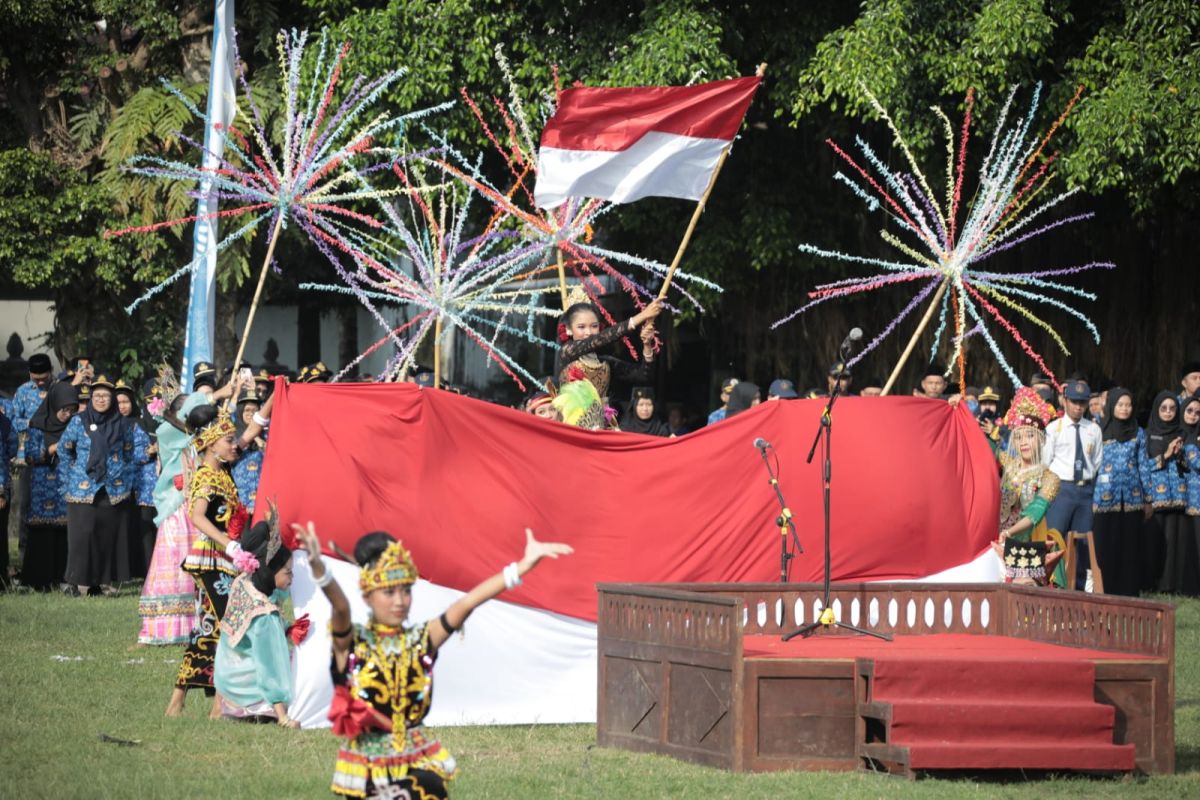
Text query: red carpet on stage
257 381 998 622
745 633 1138 772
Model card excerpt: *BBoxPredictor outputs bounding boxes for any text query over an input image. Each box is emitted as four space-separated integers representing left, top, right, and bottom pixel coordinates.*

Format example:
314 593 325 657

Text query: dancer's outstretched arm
428 529 573 650
294 522 353 670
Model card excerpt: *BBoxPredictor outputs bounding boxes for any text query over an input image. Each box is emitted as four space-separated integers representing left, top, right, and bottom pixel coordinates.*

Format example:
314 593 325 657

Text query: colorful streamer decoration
300 157 567 389
107 28 452 315
773 84 1113 388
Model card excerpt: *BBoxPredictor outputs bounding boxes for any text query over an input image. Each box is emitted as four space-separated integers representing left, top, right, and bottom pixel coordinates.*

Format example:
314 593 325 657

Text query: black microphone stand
756 444 803 582
783 356 891 642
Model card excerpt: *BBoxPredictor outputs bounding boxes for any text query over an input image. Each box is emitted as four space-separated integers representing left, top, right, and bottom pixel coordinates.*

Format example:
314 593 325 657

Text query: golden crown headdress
193 408 237 451
359 540 419 593
1003 386 1055 431
564 283 591 309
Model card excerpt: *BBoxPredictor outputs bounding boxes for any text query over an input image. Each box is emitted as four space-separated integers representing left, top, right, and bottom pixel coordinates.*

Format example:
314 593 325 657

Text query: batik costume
996 387 1067 587
20 382 77 590
58 376 135 588
1091 388 1145 596
175 410 246 692
1140 391 1190 593
330 541 456 799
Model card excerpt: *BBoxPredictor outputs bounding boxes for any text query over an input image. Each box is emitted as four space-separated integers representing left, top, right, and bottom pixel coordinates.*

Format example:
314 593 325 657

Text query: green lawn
1 588 1198 799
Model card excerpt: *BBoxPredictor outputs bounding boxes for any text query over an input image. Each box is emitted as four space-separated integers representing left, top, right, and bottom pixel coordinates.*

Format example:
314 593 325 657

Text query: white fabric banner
289 553 599 729
535 131 726 209
288 549 1002 729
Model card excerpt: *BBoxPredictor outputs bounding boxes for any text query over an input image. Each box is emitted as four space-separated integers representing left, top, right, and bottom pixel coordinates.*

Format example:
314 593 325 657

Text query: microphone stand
783 357 891 641
756 444 803 582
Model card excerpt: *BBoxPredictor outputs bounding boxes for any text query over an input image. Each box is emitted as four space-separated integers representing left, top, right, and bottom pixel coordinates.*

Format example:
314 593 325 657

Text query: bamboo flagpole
227 212 285 408
656 63 767 301
555 248 568 308
881 278 949 396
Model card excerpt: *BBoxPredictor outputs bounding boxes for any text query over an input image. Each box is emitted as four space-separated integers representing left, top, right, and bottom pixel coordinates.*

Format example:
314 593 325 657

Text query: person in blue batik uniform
1139 391 1190 594
0 409 16 588
1182 395 1200 588
1090 388 1145 597
232 388 265 514
116 380 157 577
706 377 739 426
58 375 135 596
21 382 77 590
11 353 55 461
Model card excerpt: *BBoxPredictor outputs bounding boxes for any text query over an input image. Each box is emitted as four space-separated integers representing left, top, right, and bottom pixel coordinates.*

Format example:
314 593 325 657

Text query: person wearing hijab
725 382 761 418
58 375 136 597
19 382 78 590
1182 395 1200 444
116 380 156 578
622 387 671 437
1182 395 1200 593
1139 391 1190 594
1090 388 1145 596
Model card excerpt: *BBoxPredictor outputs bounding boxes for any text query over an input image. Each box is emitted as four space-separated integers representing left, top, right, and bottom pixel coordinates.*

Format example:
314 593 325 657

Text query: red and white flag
534 76 761 209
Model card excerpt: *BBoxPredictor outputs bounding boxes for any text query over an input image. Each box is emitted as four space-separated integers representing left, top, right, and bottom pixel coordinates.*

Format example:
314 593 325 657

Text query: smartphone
239 367 254 383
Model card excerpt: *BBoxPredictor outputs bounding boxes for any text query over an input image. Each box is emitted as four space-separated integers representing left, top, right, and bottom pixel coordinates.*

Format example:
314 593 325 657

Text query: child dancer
295 523 572 799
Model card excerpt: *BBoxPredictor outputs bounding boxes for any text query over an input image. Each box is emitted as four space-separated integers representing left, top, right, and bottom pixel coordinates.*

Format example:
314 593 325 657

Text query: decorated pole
555 248 568 308
656 62 766 301
881 279 948 396
228 212 285 406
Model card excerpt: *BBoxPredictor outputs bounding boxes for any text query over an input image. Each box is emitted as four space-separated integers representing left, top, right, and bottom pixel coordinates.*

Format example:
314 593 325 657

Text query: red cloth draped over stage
256 382 998 621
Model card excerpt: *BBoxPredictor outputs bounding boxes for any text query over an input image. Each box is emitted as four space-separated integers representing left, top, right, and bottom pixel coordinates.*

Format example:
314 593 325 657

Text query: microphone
753 437 771 450
838 327 863 357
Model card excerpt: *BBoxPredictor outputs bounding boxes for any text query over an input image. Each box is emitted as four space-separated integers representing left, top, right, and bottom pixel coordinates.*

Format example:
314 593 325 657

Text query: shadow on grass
1173 744 1200 774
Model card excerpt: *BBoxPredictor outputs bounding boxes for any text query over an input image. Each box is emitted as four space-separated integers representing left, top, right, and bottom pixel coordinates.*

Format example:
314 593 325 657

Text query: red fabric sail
256 382 998 622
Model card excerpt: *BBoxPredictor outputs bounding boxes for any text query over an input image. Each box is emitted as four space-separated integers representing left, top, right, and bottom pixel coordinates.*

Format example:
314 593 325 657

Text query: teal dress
214 574 292 715
153 392 210 526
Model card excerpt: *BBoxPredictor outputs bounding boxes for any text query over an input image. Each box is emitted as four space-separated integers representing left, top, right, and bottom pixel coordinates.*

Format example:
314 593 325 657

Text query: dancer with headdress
19 381 78 590
993 387 1068 587
137 368 198 646
165 381 275 717
214 503 303 726
294 523 573 799
556 286 662 406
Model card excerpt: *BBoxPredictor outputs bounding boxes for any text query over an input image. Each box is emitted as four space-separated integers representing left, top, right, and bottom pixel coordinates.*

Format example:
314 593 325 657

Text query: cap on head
768 378 798 399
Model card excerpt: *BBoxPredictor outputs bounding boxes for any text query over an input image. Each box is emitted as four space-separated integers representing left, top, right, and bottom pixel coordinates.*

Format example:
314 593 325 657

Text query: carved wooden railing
598 583 1173 660
597 584 740 657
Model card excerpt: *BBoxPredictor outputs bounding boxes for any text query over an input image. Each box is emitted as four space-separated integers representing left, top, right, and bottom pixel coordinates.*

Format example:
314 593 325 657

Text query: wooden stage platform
596 583 1174 777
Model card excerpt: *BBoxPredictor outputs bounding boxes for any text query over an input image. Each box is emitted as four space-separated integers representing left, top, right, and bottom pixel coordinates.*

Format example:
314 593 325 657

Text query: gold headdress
193 408 237 451
359 540 419 593
1003 386 1055 431
156 364 182 407
564 283 591 309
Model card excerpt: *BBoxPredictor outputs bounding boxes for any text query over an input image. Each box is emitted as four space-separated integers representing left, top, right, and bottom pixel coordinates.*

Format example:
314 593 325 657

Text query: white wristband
252 411 270 428
503 562 522 590
313 567 334 588
225 540 242 557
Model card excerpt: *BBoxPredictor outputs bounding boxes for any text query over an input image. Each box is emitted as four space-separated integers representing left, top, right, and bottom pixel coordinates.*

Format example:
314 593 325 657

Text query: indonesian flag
534 76 762 209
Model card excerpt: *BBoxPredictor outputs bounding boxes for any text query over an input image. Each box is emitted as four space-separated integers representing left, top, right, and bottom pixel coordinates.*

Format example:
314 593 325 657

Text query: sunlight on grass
1 588 1198 798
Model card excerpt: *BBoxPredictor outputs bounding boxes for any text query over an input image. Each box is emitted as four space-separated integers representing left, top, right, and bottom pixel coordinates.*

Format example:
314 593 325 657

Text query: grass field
2 587 1198 799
